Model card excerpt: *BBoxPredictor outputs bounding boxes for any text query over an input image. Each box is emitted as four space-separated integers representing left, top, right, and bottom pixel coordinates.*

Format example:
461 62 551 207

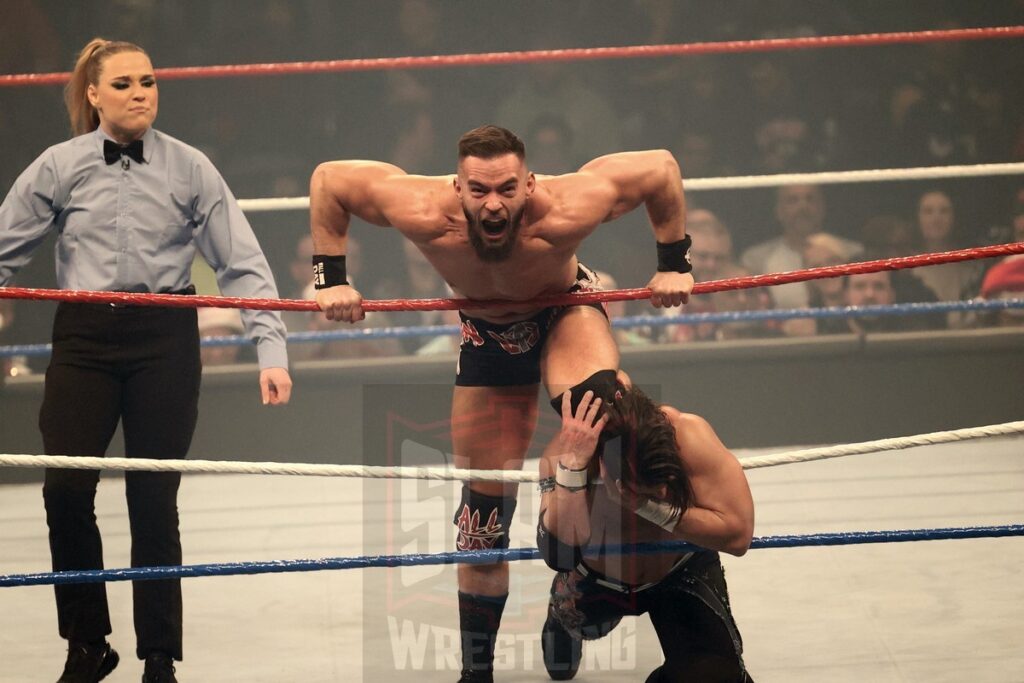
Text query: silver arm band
555 461 589 491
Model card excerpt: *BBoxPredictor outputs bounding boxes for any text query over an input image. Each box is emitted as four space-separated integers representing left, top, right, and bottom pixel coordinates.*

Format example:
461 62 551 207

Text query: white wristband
636 498 681 532
555 461 589 490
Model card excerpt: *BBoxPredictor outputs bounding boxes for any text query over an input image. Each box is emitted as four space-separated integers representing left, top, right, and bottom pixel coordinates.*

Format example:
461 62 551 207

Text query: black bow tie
103 139 144 166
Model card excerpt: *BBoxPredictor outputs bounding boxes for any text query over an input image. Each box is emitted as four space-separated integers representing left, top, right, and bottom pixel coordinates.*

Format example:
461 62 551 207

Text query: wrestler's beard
465 205 525 262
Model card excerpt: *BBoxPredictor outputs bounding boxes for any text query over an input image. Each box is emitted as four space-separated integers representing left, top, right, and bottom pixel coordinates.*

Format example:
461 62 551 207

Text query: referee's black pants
40 299 200 662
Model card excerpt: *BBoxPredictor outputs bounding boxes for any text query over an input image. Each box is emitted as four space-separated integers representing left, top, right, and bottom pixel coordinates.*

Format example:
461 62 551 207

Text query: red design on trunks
461 320 485 347
487 321 540 355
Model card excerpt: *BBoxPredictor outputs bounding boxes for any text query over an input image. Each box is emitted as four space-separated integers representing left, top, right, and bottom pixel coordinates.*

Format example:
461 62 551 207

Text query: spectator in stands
845 270 901 334
859 213 917 260
705 263 782 341
909 190 984 327
858 214 943 311
975 256 1024 328
741 184 861 310
686 208 735 281
782 232 849 337
842 269 945 334
660 208 734 343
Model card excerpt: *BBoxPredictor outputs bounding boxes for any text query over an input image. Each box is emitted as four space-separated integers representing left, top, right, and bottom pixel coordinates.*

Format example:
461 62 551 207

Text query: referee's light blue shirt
0 127 288 369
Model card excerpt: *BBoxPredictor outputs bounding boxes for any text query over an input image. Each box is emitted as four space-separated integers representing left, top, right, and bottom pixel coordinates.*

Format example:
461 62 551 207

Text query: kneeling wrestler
537 376 755 682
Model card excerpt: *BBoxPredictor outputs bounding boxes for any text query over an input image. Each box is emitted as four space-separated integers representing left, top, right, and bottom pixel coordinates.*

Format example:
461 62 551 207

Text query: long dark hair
602 385 692 511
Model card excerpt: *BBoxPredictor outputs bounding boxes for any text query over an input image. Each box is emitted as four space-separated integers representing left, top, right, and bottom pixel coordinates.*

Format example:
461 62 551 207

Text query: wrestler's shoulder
382 178 458 232
366 172 450 205
537 169 616 193
661 407 712 437
369 171 451 192
391 171 454 184
533 173 618 227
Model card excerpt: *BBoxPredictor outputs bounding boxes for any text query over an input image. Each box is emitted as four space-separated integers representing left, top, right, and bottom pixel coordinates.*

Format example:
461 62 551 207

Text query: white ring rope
739 420 1024 470
1 421 1020 481
236 163 1024 213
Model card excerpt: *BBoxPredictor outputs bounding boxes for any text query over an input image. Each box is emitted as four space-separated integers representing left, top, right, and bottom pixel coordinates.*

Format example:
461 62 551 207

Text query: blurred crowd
2 0 1023 372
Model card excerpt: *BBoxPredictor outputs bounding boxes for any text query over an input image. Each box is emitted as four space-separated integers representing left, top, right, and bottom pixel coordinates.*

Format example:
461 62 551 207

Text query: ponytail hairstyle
601 385 693 512
64 38 147 136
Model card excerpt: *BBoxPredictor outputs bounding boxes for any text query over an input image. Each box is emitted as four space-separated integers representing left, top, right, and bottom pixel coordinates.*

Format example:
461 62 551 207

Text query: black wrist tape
312 254 348 289
656 235 693 273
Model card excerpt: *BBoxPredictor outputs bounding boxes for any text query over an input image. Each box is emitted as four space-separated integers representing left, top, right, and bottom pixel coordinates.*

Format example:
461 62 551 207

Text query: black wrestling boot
141 652 177 683
57 640 119 683
541 613 581 680
456 671 494 683
457 591 507 683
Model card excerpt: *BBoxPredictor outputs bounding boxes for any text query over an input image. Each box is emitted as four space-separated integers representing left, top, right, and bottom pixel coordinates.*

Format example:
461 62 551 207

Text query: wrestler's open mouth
481 218 508 236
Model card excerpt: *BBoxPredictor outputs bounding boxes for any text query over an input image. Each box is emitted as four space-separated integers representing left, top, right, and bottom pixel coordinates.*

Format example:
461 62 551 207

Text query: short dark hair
458 125 526 161
602 386 692 512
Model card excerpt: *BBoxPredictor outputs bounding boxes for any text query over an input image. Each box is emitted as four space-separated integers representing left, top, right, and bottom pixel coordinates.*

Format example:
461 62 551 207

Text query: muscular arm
578 149 686 243
308 160 405 254
538 444 594 549
537 390 606 550
577 150 692 307
669 411 755 556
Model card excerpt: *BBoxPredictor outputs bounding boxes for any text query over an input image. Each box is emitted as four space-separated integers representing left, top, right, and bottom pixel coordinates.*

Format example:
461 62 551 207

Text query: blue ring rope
2 298 1022 358
1 524 1020 588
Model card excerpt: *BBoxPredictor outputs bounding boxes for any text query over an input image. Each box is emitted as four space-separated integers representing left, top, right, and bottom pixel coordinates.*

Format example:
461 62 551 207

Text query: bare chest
415 229 578 315
583 488 683 584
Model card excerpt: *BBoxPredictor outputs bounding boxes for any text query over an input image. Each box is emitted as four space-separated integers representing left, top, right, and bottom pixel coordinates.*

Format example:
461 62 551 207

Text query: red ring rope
1 244 1020 313
2 26 1022 87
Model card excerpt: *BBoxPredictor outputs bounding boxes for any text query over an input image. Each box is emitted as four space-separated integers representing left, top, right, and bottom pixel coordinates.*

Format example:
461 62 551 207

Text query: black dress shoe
57 641 119 683
142 652 178 683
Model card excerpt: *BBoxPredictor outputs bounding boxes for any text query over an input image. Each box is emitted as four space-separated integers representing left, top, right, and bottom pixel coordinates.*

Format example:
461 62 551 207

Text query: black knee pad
453 486 517 551
549 369 620 417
